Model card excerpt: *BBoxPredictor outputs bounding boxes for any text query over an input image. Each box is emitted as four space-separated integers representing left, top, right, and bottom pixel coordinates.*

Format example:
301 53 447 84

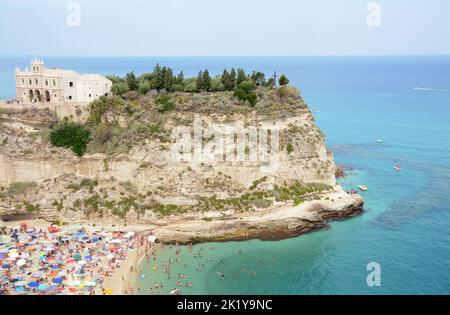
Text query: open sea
1 56 449 294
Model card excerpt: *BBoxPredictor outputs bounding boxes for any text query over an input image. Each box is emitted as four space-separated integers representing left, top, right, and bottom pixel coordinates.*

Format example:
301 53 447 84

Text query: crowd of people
0 223 143 295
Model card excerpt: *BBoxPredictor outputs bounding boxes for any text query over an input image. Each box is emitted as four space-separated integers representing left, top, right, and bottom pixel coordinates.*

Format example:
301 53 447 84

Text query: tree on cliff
196 70 212 91
251 71 266 86
221 68 237 91
234 81 257 107
279 74 290 86
237 68 247 85
126 71 138 91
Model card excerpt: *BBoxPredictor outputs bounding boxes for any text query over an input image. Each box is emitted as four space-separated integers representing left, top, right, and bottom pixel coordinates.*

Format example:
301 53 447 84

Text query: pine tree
196 71 204 91
163 67 173 90
202 69 212 91
177 71 184 84
125 71 138 91
251 71 266 86
237 68 247 85
279 74 289 86
230 68 237 90
152 64 165 90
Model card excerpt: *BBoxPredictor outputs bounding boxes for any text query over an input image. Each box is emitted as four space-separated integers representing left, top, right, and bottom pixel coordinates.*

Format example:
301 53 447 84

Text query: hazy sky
1 0 450 56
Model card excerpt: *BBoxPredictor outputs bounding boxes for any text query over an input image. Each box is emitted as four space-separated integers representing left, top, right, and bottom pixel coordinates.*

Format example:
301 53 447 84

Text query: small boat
358 185 368 192
393 166 402 171
152 264 158 271
376 139 383 143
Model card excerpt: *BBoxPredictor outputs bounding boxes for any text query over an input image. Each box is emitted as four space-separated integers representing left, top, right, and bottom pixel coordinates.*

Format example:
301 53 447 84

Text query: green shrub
157 95 176 113
50 122 90 157
286 143 294 155
234 81 257 107
80 178 98 188
24 203 40 212
7 182 36 196
111 82 129 96
138 80 152 94
148 124 160 135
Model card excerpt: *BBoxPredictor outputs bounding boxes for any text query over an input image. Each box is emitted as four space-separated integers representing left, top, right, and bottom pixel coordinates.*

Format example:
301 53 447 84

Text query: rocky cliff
0 87 363 243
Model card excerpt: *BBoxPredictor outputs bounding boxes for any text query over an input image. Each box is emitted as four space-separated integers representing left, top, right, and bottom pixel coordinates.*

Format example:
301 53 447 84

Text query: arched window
35 79 38 84
53 79 56 86
45 79 48 86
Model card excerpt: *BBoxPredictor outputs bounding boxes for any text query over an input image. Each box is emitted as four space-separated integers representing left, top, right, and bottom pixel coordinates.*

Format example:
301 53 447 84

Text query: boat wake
414 87 450 92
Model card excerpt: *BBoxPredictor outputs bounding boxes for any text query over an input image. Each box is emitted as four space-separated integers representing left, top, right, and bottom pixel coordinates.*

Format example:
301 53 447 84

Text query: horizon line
1 53 450 58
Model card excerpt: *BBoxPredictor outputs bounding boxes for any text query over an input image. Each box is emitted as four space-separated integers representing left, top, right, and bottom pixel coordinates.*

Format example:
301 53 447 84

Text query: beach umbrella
51 265 60 270
53 277 63 284
0 253 6 260
20 252 30 259
0 236 11 244
74 254 82 260
15 281 28 286
48 285 59 291
2 264 10 269
15 286 25 292
28 281 39 288
37 284 48 291
83 281 96 287
16 259 26 266
32 272 44 278
106 254 115 260
8 252 19 259
77 260 87 266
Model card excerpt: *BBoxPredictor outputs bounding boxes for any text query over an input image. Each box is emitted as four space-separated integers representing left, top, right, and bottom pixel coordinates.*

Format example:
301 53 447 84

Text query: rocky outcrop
0 88 363 243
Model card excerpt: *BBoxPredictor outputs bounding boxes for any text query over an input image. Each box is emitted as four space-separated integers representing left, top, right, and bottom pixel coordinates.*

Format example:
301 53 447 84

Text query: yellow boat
152 264 158 271
358 185 368 191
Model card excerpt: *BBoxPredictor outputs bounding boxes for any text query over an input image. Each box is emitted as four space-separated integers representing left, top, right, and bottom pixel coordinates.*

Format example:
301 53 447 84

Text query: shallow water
1 56 449 294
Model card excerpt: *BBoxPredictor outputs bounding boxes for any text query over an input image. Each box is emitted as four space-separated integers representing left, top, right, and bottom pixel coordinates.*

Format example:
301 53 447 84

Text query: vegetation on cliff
107 64 287 95
50 121 90 157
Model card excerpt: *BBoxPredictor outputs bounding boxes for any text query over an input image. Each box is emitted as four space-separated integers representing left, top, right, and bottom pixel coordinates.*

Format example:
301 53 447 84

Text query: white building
15 59 112 104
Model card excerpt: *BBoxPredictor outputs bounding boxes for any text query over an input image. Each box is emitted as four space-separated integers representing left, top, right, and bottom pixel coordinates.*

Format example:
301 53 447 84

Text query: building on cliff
15 59 112 105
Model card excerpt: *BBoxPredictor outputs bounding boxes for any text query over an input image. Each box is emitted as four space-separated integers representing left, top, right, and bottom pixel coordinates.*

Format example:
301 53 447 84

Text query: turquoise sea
1 56 449 294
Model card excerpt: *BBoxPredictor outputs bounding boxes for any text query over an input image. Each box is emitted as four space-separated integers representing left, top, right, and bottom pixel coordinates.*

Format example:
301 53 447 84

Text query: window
29 79 32 85
35 79 38 84
69 82 74 87
68 96 72 100
21 78 24 84
45 80 48 86
89 94 92 98
53 79 56 86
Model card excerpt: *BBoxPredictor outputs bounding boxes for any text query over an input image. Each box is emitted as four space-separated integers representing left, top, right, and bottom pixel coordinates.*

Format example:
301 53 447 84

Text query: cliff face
0 87 363 242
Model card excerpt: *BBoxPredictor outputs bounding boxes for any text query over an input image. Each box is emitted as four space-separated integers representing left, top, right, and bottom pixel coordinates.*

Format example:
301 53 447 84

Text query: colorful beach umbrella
28 281 39 288
53 277 63 284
